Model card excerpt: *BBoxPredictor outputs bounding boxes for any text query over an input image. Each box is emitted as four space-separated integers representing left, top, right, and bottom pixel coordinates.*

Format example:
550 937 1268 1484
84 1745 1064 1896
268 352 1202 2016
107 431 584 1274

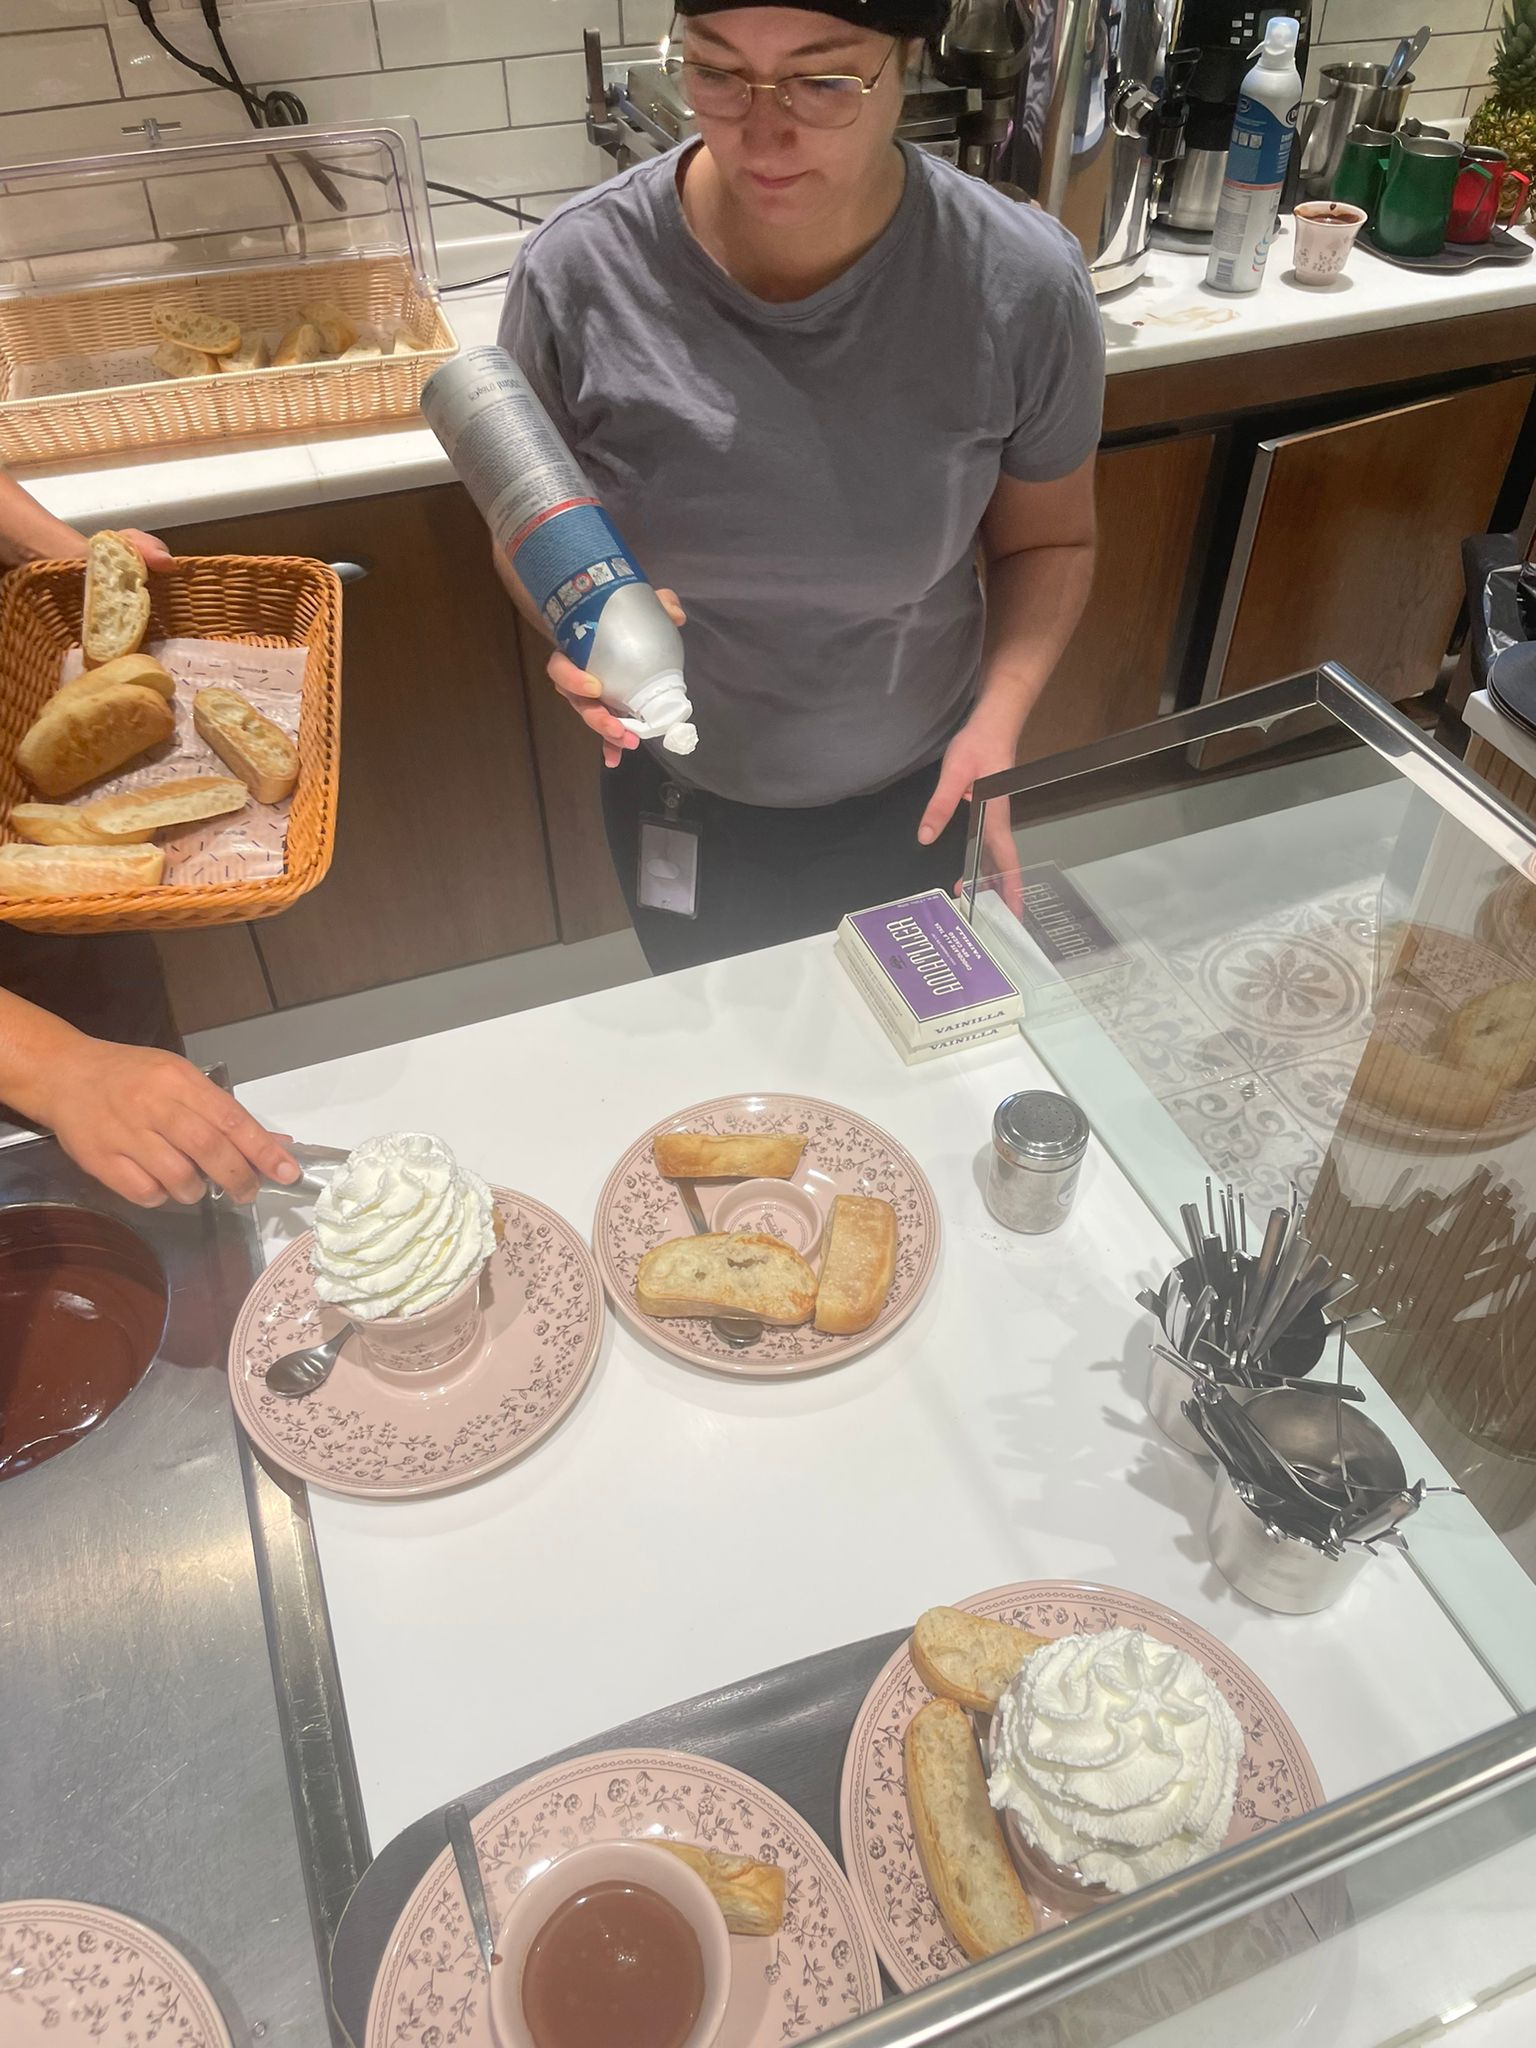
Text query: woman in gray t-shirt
499 0 1104 973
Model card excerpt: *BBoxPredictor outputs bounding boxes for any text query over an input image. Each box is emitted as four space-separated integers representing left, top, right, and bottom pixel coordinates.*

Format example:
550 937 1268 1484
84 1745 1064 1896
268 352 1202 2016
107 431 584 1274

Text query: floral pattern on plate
594 1094 940 1377
0 1899 231 2048
838 1581 1324 1995
228 1189 602 1499
365 1749 882 2048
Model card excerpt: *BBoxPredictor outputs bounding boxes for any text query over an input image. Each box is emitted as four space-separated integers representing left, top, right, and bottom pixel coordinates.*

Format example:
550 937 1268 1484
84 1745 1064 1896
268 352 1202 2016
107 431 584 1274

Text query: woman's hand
113 527 174 572
548 589 687 768
34 1036 300 1208
917 713 1025 915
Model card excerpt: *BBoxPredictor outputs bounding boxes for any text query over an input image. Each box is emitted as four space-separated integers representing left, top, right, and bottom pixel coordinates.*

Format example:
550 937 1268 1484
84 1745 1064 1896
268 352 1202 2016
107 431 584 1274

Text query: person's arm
918 456 1098 892
0 471 171 572
0 989 299 1208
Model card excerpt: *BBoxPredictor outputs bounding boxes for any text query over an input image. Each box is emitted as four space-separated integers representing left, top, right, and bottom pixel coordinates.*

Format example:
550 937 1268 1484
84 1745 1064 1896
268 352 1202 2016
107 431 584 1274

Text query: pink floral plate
593 1093 941 1377
365 1748 882 2048
1346 925 1536 1152
228 1189 602 1500
838 1581 1325 1993
0 1898 232 2047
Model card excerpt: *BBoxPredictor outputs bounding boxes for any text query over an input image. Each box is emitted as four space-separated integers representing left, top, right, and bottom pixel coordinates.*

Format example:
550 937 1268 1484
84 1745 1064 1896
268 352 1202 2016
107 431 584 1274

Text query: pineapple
1468 0 1536 220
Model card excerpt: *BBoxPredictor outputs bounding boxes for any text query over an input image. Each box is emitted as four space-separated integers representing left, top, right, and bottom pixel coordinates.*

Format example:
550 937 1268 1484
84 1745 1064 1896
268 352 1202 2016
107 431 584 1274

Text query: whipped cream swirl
310 1133 495 1320
987 1627 1243 1896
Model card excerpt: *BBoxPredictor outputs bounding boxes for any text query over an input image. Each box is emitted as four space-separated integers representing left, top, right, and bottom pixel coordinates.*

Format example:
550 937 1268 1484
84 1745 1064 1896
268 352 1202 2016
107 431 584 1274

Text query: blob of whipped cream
987 1627 1243 1896
310 1132 495 1320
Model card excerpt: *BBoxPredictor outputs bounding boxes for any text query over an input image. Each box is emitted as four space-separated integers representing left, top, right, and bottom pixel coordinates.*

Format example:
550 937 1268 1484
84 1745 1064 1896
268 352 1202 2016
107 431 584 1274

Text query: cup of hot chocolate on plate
1290 200 1368 285
489 1838 732 2048
309 1133 497 1382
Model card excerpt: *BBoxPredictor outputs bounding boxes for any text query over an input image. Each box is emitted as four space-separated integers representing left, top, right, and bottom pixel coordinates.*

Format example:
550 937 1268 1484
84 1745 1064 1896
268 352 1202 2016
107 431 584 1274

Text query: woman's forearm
970 539 1097 744
0 473 86 570
0 988 88 1126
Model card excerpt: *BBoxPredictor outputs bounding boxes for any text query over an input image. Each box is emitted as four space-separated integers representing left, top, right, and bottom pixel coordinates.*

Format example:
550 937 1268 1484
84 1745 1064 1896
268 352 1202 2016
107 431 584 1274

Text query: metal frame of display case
964 664 1536 902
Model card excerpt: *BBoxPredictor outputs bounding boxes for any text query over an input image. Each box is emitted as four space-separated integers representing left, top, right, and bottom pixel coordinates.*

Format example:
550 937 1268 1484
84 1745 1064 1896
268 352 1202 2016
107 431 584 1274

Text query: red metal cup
1449 148 1526 242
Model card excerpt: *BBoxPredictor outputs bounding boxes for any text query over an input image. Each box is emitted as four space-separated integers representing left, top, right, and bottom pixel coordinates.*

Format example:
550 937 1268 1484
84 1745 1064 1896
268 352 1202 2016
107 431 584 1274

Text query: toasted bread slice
652 1131 807 1181
274 320 327 367
82 531 150 666
815 1193 897 1335
192 686 298 803
0 843 164 896
649 1842 785 1935
152 338 222 381
82 775 248 839
58 652 176 703
300 300 359 356
636 1232 817 1324
17 684 174 797
151 301 240 356
1443 979 1536 1084
1353 1041 1501 1132
7 802 145 847
911 1607 1050 1714
905 1698 1034 1961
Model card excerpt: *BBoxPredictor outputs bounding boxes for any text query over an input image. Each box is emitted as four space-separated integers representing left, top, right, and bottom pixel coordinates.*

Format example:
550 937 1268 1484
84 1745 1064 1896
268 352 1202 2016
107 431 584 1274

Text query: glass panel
965 674 1536 1708
0 121 437 299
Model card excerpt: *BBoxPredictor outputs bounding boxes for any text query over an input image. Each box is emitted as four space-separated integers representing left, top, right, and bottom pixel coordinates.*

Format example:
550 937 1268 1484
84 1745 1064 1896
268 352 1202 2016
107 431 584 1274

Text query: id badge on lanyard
637 781 701 918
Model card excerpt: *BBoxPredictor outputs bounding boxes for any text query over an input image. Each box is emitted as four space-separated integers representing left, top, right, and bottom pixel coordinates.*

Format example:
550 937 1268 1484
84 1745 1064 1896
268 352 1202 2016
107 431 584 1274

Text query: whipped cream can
421 347 697 754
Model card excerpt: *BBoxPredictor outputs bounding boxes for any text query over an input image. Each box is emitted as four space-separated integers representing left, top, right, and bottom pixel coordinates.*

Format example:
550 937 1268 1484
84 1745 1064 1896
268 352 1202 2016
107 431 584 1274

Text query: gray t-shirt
499 142 1104 807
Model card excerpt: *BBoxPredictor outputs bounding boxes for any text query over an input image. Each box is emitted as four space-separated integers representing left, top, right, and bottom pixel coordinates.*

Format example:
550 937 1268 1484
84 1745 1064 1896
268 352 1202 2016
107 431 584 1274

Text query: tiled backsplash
0 0 1507 290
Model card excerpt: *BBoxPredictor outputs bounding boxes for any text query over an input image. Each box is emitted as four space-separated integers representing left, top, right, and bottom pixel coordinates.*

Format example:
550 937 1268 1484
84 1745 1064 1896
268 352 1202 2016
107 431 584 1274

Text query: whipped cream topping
310 1133 495 1320
987 1628 1243 1896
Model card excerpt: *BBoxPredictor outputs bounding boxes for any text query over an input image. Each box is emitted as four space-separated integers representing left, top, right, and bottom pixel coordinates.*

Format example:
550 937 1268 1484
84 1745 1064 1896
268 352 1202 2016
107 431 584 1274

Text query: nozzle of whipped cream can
986 1090 1089 1234
421 346 697 756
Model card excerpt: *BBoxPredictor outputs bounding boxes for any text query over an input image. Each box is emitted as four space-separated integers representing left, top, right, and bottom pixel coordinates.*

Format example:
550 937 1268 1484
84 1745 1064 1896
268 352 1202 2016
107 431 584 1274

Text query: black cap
675 0 950 45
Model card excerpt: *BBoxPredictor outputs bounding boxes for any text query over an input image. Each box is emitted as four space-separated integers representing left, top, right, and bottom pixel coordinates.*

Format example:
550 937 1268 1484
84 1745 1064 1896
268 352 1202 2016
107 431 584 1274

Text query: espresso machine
1160 0 1314 234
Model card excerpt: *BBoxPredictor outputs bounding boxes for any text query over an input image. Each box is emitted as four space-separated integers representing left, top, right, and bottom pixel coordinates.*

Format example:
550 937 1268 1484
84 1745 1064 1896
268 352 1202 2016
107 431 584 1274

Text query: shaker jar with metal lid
986 1090 1090 1234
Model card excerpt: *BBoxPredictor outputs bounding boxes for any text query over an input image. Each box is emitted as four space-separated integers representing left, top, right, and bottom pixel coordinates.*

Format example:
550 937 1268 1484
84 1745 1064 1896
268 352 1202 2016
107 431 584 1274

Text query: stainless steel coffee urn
1002 0 1195 295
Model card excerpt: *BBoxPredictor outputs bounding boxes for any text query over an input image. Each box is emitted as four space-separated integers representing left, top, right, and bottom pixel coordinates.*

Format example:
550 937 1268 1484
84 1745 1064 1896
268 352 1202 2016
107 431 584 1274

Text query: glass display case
781 663 1536 2047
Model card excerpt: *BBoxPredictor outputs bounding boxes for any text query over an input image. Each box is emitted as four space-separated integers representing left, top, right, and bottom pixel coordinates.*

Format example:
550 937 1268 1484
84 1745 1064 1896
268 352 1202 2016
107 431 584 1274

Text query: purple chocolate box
844 890 1018 1024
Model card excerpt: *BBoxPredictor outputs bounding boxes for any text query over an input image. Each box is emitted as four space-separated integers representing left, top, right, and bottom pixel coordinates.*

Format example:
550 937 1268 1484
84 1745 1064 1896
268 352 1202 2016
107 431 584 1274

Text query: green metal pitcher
1374 133 1464 257
1331 124 1393 217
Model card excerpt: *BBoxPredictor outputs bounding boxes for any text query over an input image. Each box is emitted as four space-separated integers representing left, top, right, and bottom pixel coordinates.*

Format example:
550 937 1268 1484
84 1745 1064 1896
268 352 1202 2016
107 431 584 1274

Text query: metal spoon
446 1801 498 1976
1382 24 1429 92
264 1322 354 1398
672 1177 763 1348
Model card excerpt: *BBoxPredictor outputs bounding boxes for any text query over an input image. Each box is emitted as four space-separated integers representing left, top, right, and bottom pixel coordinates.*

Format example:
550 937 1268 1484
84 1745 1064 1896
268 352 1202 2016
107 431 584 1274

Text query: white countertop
1468 686 1536 782
240 930 1529 1997
14 228 1535 540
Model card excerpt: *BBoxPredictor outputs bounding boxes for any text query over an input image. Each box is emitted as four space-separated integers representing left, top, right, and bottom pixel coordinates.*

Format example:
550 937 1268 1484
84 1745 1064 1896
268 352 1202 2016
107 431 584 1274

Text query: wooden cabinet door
1209 375 1536 706
1018 432 1216 766
158 486 558 1009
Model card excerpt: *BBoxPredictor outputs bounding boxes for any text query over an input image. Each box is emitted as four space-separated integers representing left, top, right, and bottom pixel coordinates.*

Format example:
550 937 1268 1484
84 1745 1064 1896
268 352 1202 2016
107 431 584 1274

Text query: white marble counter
1468 686 1536 781
14 228 1534 541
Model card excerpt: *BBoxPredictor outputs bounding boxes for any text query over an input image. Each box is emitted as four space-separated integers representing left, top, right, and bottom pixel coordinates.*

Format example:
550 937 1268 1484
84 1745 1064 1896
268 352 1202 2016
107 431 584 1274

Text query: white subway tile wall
1308 0 1501 120
0 0 1507 283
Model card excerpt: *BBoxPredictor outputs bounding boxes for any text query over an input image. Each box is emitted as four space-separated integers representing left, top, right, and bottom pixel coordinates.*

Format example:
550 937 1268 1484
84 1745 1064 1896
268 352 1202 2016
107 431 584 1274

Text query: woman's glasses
666 41 899 130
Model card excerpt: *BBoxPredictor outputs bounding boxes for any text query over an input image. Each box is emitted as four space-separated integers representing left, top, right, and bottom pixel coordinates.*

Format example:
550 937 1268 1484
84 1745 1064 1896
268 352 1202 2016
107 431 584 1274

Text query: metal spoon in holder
1144 1253 1329 1456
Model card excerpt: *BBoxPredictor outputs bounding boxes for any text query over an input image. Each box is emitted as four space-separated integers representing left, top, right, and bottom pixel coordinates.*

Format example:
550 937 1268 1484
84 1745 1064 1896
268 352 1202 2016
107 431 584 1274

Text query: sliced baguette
905 1698 1034 1961
635 1232 817 1325
192 686 299 803
0 842 164 896
152 338 222 381
274 320 327 367
300 300 359 355
151 301 241 356
652 1131 807 1181
16 683 174 797
814 1193 897 1335
224 328 271 372
82 775 249 839
911 1607 1051 1715
649 1842 785 1935
8 802 146 847
1443 979 1536 1083
1353 1042 1501 1132
57 652 176 704
82 531 150 666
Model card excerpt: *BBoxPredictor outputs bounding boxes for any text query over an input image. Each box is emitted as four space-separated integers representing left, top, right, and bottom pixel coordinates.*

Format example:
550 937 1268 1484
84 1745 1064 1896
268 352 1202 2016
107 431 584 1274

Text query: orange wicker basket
0 256 456 463
0 555 341 933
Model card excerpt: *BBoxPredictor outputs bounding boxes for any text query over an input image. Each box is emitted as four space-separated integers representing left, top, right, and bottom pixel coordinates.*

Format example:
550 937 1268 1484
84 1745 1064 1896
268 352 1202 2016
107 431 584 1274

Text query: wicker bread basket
0 255 455 463
0 554 341 933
